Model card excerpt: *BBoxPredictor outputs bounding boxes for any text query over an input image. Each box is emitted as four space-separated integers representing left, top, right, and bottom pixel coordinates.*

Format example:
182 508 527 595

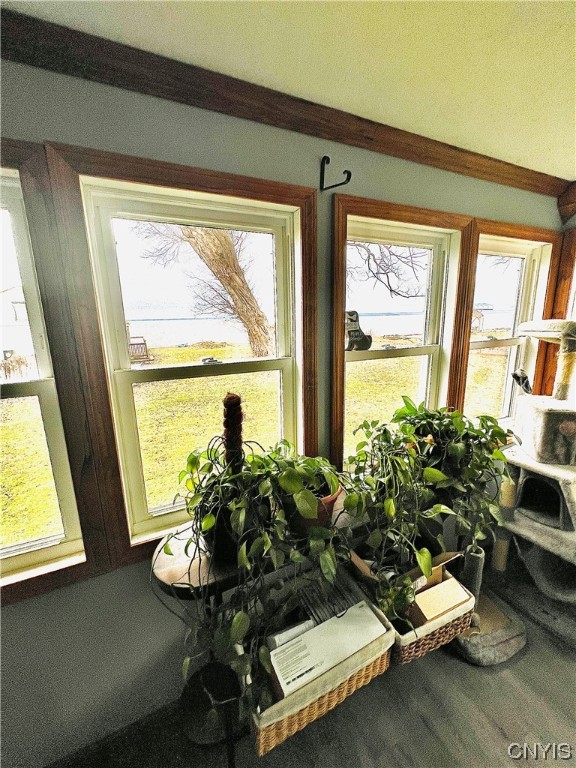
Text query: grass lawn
0 397 64 549
1 336 511 545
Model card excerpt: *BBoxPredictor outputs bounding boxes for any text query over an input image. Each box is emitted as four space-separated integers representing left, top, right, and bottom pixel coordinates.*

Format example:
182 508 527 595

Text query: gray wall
0 61 563 768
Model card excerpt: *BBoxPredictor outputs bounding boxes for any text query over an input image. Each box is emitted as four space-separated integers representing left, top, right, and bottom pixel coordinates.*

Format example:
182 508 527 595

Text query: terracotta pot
290 486 343 535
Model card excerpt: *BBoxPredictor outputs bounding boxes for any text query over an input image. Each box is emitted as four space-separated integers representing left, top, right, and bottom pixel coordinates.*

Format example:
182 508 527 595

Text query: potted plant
343 418 440 623
389 397 513 599
164 392 351 723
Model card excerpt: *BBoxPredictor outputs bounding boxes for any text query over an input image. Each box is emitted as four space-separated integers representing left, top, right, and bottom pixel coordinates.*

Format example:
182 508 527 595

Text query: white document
270 601 387 698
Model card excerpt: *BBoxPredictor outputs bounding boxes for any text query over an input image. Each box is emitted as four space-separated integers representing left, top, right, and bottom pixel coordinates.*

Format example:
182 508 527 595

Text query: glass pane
471 254 524 341
0 209 39 381
0 397 64 550
133 370 282 512
344 356 425 459
464 347 515 418
346 242 431 350
112 219 278 368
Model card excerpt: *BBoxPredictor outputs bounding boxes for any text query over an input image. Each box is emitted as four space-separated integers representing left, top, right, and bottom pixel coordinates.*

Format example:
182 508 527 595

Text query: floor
47 600 575 768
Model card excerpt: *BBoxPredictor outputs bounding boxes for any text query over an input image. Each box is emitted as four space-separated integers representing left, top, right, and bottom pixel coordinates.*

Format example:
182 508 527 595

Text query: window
0 170 84 585
82 179 304 543
464 234 552 419
332 196 559 466
342 215 458 458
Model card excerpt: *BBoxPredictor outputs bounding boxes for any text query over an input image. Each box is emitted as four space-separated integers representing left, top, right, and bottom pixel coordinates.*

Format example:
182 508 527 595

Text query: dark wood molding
474 219 562 396
1 138 112 603
330 196 348 468
558 182 576 224
539 228 576 395
331 194 476 465
446 220 480 411
1 9 571 199
48 141 319 456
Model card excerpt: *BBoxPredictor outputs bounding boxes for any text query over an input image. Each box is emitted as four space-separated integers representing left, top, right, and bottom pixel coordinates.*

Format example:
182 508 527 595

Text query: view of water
126 308 514 348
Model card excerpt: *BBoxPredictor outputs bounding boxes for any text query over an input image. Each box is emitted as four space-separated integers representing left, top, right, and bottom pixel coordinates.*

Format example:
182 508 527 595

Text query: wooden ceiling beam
1 9 572 201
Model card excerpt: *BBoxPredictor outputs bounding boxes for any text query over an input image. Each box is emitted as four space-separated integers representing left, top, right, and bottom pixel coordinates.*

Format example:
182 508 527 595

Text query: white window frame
81 178 302 544
344 216 458 422
467 233 552 420
0 171 84 586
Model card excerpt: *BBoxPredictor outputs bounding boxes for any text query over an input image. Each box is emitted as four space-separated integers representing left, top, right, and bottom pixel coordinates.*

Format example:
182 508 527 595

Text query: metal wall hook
320 155 352 191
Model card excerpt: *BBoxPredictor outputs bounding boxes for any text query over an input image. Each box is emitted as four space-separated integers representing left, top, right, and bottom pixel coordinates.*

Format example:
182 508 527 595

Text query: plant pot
289 486 343 536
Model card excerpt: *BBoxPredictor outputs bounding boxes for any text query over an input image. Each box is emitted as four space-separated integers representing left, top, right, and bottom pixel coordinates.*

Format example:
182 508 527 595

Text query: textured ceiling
4 0 575 180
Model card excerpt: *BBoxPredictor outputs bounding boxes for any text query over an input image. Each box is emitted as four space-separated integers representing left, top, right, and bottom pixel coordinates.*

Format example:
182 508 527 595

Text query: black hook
320 155 352 191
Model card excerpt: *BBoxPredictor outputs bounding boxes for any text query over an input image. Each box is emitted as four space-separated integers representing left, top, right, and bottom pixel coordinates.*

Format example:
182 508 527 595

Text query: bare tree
347 242 428 298
135 223 274 357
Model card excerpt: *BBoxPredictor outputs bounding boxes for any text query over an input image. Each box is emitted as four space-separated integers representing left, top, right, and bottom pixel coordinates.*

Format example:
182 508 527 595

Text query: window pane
471 254 524 341
464 347 515 418
346 242 431 349
133 370 282 512
0 209 39 381
112 219 278 368
344 356 425 459
0 397 64 550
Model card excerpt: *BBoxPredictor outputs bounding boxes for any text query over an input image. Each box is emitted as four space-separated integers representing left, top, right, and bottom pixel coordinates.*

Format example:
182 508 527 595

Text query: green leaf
447 442 466 460
182 656 191 681
294 489 319 519
230 611 250 644
213 627 231 655
229 654 251 677
259 645 273 674
262 531 272 554
201 512 216 532
230 505 246 536
366 529 383 549
269 547 285 570
415 547 433 578
423 467 449 484
290 549 306 563
186 453 200 473
343 492 359 512
384 498 396 520
309 537 325 556
278 468 304 494
237 541 251 570
319 547 337 583
258 478 273 497
185 477 195 492
163 539 173 556
187 493 203 510
178 470 188 484
248 536 265 557
401 395 417 412
321 469 339 496
492 448 507 462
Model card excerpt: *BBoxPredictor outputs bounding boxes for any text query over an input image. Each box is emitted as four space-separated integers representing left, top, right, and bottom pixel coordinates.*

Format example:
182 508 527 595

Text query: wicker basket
253 646 391 756
392 609 473 664
392 576 475 664
251 577 394 757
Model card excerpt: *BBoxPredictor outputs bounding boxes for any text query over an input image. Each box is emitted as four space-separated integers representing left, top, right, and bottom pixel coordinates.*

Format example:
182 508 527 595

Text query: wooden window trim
1 139 113 604
539 228 576 394
331 194 562 467
1 139 318 601
0 9 571 201
474 219 563 396
47 141 318 455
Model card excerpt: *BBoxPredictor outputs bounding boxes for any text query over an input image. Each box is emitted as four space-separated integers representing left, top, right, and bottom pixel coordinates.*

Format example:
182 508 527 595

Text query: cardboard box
403 552 472 628
407 576 471 626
